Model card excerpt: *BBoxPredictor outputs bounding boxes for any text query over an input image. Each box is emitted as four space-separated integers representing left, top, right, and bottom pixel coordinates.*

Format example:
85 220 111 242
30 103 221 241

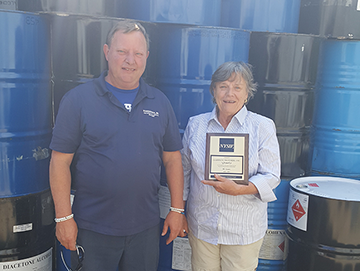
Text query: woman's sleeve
249 119 281 202
181 119 193 201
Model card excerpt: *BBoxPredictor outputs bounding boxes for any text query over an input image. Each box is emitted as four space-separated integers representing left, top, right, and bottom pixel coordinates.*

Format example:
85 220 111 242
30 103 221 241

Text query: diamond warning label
292 200 306 221
278 241 285 252
287 190 309 231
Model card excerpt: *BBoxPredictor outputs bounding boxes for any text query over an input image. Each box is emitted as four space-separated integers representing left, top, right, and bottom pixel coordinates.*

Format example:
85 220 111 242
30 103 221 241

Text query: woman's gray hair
106 20 150 50
210 61 257 104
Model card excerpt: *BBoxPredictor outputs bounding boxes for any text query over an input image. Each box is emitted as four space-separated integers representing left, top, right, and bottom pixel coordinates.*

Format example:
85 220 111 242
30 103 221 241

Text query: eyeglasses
61 245 85 271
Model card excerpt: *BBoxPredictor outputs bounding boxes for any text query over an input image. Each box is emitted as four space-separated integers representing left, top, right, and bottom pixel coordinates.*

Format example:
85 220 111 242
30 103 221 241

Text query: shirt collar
207 105 248 126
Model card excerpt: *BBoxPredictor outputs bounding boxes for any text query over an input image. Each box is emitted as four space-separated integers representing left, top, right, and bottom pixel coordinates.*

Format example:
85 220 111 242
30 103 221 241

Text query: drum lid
290 176 360 201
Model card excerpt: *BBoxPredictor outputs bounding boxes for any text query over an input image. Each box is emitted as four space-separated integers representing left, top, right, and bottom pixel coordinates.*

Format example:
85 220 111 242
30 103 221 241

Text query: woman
181 62 281 271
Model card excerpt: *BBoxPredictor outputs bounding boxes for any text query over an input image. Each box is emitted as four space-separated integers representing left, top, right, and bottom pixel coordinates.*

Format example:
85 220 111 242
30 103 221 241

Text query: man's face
103 30 149 90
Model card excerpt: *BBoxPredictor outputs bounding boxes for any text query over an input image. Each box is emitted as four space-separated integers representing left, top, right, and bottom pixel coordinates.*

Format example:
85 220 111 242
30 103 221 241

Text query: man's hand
162 150 187 244
161 211 189 245
56 218 78 251
50 150 77 250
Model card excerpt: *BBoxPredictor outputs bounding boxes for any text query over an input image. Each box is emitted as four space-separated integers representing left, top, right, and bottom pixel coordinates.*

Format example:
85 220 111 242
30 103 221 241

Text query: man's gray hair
210 61 257 104
106 20 150 50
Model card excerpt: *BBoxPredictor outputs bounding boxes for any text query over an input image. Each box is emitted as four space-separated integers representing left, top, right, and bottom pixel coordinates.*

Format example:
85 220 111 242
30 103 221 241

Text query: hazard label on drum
292 200 306 221
287 190 309 231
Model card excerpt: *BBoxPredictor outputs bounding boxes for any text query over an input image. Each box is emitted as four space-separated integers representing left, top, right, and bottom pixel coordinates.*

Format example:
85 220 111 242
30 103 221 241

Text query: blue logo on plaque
219 138 234 152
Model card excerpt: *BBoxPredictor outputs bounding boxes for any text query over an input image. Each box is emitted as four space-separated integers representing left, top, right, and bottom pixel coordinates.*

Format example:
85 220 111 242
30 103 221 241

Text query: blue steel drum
310 39 360 179
221 0 301 33
0 10 51 196
298 0 360 40
152 23 250 129
257 179 290 271
0 10 54 268
117 0 221 26
247 32 322 178
286 176 360 271
17 0 119 17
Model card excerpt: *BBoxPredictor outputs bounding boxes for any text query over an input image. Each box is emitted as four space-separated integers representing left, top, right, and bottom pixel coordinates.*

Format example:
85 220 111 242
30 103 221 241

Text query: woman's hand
201 174 258 196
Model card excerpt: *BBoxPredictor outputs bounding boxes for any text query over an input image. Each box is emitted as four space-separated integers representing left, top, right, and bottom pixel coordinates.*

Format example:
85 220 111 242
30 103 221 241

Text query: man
49 20 187 271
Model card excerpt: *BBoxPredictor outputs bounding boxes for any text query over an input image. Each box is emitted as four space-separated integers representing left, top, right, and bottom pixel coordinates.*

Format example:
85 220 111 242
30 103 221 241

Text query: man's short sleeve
162 97 182 152
50 91 82 153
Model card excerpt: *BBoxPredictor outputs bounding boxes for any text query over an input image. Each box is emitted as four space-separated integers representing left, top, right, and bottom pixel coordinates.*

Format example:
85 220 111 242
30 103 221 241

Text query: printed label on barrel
0 248 52 270
172 237 192 271
287 190 309 231
13 223 33 233
259 229 286 260
0 1 16 10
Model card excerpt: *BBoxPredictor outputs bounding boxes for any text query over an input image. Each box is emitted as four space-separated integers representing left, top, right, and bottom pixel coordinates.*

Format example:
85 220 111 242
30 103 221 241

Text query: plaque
205 133 249 185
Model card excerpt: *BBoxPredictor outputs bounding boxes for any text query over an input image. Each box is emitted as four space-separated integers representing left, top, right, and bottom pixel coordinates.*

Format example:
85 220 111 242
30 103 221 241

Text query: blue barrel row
6 0 360 39
8 0 299 31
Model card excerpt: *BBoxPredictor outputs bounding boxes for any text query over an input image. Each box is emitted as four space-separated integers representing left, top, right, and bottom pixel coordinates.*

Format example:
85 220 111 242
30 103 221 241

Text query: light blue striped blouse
182 106 281 245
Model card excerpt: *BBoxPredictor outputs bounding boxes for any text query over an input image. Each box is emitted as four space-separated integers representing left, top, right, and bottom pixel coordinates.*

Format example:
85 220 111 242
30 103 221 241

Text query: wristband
169 207 185 215
54 214 74 223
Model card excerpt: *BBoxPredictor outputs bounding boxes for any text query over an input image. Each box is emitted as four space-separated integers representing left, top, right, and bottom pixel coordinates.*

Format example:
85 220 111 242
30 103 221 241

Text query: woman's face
213 73 248 117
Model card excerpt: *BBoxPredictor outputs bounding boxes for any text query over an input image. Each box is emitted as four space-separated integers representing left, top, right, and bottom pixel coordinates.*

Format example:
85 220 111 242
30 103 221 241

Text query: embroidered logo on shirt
143 109 159 118
219 138 234 152
124 103 132 112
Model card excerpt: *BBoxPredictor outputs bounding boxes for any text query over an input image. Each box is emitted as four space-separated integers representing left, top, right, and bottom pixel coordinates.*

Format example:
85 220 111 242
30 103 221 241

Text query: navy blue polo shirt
50 71 182 236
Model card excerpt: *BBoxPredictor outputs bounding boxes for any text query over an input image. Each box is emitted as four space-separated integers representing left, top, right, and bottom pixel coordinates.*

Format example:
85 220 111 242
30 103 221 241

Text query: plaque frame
205 133 249 185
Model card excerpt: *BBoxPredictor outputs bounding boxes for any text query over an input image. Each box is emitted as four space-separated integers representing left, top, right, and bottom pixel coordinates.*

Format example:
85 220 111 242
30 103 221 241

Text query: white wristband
54 214 74 223
170 207 185 215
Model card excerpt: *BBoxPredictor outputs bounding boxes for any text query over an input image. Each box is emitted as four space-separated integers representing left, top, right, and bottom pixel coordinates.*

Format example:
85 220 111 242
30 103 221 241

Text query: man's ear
103 44 109 61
